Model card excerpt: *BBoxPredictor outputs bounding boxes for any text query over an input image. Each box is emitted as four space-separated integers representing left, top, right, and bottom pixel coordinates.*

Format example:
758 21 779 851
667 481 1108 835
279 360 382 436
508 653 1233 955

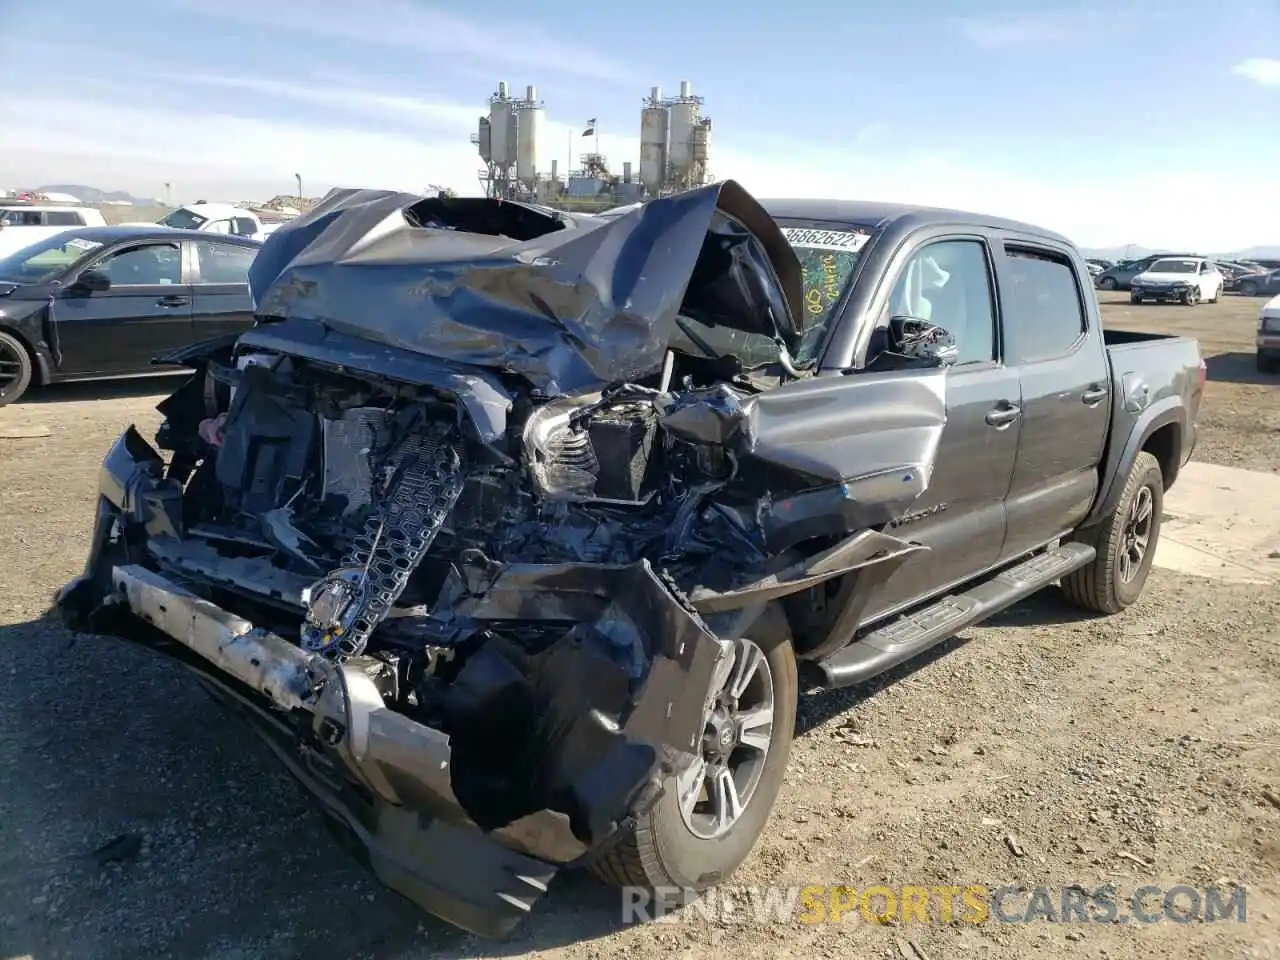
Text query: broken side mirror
887 315 958 367
70 270 111 294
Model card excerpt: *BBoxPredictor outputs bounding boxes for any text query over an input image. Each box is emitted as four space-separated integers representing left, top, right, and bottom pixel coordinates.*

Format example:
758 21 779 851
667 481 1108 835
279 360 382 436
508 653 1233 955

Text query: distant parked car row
1094 253 1280 297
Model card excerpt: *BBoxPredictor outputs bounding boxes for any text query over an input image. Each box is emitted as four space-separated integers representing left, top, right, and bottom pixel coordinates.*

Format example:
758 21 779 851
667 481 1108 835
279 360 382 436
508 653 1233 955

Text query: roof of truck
758 198 1073 247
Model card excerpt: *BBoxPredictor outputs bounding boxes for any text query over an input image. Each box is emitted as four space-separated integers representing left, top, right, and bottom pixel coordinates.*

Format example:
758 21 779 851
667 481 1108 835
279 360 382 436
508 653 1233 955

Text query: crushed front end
54 183 939 936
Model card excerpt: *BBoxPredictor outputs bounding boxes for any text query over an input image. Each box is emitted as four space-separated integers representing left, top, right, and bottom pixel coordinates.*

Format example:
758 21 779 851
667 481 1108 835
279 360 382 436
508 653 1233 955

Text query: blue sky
1 0 1278 248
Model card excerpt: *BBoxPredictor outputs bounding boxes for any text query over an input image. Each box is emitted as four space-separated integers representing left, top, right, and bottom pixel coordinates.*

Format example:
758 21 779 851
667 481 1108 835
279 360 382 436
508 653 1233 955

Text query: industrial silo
666 80 700 184
488 81 516 175
639 86 669 196
514 85 543 187
689 117 711 185
476 116 492 163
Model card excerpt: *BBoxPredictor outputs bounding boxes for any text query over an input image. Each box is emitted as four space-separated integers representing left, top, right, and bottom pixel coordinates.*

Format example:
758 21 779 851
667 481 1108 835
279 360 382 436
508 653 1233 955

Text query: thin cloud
154 0 644 85
143 71 480 130
1231 57 1280 86
3 91 1278 251
955 9 1107 48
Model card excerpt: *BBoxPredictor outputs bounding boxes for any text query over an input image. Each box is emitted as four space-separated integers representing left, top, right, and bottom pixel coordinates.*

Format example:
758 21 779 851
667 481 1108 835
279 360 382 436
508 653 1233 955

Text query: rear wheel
1241 280 1258 296
1061 451 1164 614
591 623 797 898
0 331 34 406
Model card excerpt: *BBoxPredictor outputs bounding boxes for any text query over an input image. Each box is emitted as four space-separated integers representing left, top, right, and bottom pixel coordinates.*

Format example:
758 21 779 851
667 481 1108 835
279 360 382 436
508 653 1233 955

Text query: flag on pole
582 118 596 137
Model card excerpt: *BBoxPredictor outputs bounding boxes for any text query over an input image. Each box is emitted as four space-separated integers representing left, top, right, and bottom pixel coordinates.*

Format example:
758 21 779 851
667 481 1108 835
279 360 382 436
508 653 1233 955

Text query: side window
886 239 995 365
232 217 258 236
5 210 44 226
194 240 256 284
92 243 182 286
207 219 234 235
1000 246 1087 364
45 210 84 226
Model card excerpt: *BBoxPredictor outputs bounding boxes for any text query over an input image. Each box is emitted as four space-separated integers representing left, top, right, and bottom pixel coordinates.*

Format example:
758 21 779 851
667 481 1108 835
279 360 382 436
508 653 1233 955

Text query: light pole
295 173 302 204
164 182 172 206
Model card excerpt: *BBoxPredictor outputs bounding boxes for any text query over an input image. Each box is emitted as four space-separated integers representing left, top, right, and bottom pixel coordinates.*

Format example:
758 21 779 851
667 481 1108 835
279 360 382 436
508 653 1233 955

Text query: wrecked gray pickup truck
56 183 1204 936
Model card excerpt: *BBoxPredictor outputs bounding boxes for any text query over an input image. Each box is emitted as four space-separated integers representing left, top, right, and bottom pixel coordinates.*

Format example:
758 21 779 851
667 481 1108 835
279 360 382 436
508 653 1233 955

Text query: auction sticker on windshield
780 227 871 251
65 238 103 252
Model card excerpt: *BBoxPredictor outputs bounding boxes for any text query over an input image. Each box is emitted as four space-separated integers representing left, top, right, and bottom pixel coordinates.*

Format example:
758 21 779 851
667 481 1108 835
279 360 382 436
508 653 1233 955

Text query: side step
812 541 1096 689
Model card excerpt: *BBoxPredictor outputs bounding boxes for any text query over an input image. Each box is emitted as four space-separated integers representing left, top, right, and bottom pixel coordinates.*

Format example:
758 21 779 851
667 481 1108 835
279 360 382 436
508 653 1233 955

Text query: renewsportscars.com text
621 884 1248 926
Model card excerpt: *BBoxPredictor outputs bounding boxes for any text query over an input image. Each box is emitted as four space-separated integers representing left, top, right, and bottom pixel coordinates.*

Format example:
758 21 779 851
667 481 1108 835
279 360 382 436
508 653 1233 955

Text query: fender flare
1085 396 1185 527
0 318 54 385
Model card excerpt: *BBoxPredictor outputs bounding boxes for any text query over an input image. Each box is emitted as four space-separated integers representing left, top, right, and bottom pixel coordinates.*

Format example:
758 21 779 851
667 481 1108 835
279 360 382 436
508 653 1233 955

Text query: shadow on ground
18 373 183 405
1204 352 1277 386
0 586 1095 959
0 613 634 960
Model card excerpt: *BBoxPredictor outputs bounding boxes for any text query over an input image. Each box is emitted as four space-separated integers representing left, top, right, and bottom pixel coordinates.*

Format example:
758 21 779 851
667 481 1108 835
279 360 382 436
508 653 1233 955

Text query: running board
813 542 1096 689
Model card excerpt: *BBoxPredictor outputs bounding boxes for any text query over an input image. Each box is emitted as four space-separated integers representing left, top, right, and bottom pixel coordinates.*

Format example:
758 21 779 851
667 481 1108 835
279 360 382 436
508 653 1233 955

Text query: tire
591 621 797 898
1130 294 1143 305
1259 354 1279 374
0 330 34 407
1099 277 1117 290
1240 280 1258 297
1061 451 1163 615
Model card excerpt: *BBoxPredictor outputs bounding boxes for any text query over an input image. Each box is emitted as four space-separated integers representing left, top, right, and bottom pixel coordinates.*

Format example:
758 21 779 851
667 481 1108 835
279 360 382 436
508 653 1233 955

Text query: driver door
860 233 1021 620
54 240 194 376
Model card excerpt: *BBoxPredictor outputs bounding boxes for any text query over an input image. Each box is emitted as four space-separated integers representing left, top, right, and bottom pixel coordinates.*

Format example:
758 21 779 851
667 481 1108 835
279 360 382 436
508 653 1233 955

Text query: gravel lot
1 293 1277 960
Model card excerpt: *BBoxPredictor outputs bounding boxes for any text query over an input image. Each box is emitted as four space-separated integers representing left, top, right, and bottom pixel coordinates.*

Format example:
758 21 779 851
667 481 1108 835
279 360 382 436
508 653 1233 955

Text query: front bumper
54 428 726 937
1131 285 1191 300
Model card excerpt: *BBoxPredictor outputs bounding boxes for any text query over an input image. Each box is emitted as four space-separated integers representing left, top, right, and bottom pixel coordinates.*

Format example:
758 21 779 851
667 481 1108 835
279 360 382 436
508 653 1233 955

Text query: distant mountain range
1079 245 1280 262
29 184 154 203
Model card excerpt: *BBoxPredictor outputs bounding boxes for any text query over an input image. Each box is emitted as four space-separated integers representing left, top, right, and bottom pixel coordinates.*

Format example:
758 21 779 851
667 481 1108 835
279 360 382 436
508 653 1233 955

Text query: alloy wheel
1119 485 1154 585
677 637 776 840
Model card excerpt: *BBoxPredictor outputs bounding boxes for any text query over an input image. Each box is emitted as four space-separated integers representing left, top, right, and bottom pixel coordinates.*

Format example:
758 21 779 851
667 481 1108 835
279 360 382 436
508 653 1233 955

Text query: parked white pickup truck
1129 256 1224 306
124 202 283 242
0 203 109 257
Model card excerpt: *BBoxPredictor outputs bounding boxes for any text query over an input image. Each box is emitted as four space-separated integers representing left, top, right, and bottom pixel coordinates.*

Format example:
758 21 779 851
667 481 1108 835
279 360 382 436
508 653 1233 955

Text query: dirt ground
0 292 1277 960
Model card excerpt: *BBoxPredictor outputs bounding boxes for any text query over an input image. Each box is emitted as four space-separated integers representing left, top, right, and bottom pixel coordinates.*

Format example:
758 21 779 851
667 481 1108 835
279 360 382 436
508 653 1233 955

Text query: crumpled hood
247 181 804 397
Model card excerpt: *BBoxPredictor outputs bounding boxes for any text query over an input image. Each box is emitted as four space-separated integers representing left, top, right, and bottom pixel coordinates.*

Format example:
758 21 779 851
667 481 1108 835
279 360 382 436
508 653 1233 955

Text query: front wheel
1130 293 1143 305
591 624 797 897
1240 280 1258 297
1099 277 1117 290
1061 451 1164 614
1182 286 1200 305
0 330 34 407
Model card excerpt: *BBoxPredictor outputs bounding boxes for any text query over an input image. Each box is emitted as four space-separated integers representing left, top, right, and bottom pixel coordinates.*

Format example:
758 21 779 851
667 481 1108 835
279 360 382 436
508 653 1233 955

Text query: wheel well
1142 423 1180 489
0 324 46 386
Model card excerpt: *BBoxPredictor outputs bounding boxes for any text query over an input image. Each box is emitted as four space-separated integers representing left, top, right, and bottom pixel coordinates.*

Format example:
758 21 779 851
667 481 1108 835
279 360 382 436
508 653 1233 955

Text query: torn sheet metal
685 528 926 613
246 182 805 397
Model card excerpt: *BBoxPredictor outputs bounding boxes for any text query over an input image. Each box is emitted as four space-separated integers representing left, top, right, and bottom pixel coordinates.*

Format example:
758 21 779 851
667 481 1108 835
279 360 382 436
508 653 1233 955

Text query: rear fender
1085 395 1184 527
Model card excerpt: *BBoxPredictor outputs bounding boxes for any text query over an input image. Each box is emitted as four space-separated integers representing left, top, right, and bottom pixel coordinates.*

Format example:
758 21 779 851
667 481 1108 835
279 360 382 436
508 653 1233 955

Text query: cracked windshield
0 1 1277 959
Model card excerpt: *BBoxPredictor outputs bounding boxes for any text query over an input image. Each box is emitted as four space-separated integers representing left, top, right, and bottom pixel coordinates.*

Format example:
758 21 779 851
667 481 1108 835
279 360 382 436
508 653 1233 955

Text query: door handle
985 403 1021 427
156 295 189 307
1081 385 1109 405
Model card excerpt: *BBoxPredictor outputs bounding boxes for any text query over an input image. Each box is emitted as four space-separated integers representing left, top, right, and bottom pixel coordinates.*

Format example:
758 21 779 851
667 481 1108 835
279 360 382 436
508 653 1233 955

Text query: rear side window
195 240 256 283
45 211 84 226
1 209 43 226
1000 246 1087 363
232 217 258 236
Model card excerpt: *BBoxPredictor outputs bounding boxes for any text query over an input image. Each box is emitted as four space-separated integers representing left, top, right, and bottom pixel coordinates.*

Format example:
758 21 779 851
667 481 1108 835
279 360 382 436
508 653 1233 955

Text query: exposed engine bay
56 181 946 936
